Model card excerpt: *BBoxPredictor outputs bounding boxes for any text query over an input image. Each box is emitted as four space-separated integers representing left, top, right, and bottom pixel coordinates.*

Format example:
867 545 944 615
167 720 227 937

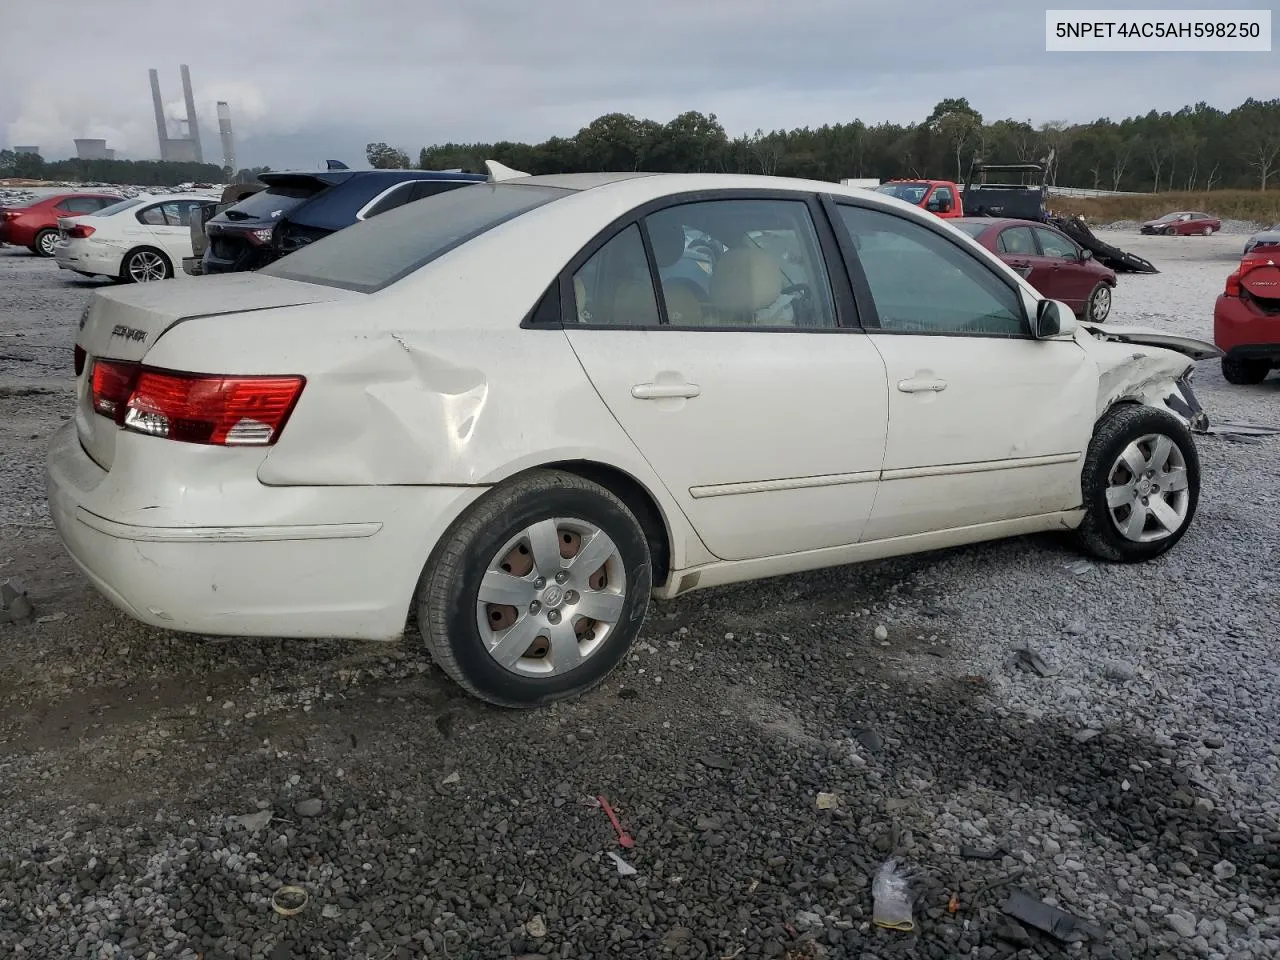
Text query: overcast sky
2 0 1274 170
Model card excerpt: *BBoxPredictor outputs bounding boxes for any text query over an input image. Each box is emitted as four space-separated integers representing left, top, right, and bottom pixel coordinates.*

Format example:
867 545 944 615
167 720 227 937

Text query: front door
563 196 889 562
1033 226 1095 309
830 201 1096 541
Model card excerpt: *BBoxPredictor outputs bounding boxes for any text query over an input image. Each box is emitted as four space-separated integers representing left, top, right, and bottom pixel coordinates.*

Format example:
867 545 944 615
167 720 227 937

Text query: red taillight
91 359 140 421
1224 271 1242 297
90 361 304 446
74 345 85 376
246 227 275 246
68 224 95 239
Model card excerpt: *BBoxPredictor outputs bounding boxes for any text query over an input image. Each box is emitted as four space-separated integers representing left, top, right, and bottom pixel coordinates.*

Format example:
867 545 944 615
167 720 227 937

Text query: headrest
661 282 703 326
611 281 658 326
710 247 783 314
648 219 685 268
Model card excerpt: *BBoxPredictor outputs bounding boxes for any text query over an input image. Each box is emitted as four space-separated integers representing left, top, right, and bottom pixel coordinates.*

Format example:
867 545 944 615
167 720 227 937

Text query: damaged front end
1077 321 1221 433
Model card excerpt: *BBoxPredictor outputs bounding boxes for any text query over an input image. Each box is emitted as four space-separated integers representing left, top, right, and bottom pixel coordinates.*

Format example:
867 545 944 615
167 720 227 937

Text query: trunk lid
74 273 358 470
1240 259 1280 309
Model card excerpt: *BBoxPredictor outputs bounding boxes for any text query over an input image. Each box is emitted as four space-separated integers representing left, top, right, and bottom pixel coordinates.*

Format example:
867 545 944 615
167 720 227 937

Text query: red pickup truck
873 179 963 219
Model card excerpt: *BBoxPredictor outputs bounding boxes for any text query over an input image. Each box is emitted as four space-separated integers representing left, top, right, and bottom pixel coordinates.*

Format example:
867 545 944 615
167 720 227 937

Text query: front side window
1034 227 1077 260
644 199 837 328
837 205 1026 337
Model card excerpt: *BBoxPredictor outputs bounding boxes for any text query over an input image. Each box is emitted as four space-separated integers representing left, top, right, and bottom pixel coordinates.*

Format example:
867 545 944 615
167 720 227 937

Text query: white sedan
54 193 218 282
48 165 1218 707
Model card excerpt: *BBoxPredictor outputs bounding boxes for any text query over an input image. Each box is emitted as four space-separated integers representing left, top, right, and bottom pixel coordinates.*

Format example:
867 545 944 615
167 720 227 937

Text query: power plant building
149 64 203 163
74 138 110 160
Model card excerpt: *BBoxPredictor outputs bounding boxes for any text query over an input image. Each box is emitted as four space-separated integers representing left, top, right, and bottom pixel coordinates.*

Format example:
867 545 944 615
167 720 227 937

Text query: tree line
371 96 1280 193
0 151 228 187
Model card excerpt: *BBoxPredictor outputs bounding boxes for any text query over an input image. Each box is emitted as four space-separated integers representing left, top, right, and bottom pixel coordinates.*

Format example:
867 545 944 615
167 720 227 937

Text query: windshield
950 222 988 238
94 197 145 217
875 182 930 204
259 182 574 293
222 184 322 221
1154 213 1188 222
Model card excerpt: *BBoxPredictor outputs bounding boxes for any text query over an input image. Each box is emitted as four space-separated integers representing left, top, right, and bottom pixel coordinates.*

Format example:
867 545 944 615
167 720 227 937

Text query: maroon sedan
951 217 1118 322
0 192 121 256
1139 211 1221 236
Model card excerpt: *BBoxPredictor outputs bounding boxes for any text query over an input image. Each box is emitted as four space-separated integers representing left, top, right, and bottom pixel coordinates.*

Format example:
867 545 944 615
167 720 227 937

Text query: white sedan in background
54 193 218 282
48 165 1218 708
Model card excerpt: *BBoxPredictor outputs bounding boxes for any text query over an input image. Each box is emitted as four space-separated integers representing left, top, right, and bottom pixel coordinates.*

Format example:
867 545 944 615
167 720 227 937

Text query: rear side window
59 196 106 214
259 183 573 293
95 197 145 217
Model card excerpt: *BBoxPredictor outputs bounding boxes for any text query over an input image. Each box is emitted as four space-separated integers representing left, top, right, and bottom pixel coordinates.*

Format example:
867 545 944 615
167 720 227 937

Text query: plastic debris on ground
607 851 637 876
597 794 635 847
1001 889 1105 942
1063 559 1094 575
871 858 915 931
1013 647 1060 678
1 578 34 623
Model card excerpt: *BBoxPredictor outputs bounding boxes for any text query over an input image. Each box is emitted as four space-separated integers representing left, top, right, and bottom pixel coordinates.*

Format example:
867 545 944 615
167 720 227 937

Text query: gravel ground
1 233 1278 960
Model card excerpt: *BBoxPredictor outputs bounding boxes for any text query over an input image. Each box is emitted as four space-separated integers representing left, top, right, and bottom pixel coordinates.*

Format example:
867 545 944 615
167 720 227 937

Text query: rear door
995 224 1046 285
137 199 210 261
562 193 890 562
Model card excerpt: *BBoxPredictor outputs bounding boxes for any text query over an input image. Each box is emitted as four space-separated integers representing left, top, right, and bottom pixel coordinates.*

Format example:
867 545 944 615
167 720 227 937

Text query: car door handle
897 378 947 393
1006 259 1031 268
632 382 701 400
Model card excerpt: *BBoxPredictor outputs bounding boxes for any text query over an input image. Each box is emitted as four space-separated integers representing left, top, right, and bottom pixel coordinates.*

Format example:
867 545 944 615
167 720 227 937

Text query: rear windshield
95 197 145 217
259 182 574 293
222 184 324 221
950 222 988 238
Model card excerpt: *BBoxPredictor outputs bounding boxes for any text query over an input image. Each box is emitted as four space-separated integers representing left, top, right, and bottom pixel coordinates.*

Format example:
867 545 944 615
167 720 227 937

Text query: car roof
953 217 1046 230
259 169 486 188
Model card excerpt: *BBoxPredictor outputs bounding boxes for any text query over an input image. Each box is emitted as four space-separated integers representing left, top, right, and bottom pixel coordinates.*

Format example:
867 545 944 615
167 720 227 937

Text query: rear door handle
632 381 701 400
897 378 947 393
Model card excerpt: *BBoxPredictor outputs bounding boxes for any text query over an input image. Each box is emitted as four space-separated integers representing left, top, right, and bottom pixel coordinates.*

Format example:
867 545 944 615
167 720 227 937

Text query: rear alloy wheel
1086 282 1112 322
1072 405 1199 562
120 248 172 283
33 229 58 257
1202 226 1213 236
1221 355 1271 385
416 470 653 707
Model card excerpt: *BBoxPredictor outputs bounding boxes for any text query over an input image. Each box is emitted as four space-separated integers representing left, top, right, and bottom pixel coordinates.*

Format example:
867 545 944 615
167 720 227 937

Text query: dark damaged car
200 169 485 274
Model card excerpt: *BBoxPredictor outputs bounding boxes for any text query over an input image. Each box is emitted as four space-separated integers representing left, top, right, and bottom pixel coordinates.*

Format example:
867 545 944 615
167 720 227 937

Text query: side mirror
1032 299 1078 338
1080 248 1093 260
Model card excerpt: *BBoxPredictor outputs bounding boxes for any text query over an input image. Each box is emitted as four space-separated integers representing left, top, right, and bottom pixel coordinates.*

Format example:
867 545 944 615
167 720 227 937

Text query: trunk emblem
110 324 147 342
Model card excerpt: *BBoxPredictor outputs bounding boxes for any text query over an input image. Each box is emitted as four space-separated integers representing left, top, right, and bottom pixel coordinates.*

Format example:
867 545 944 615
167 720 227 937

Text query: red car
1139 211 1221 236
0 192 122 256
951 217 1118 321
1214 252 1280 384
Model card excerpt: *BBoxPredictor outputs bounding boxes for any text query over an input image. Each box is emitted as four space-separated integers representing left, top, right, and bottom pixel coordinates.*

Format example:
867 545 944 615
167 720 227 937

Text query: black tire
33 229 58 257
1163 226 1176 237
118 247 173 283
1084 282 1112 322
1221 355 1270 385
1072 405 1200 563
415 470 653 708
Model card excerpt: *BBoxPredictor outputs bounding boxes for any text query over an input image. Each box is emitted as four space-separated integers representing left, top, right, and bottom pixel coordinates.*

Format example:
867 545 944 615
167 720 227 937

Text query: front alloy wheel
416 470 653 707
1072 405 1200 562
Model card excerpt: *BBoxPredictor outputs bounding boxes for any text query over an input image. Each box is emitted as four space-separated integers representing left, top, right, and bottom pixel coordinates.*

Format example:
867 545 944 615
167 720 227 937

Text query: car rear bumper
45 421 485 641
55 241 123 278
1214 295 1280 355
